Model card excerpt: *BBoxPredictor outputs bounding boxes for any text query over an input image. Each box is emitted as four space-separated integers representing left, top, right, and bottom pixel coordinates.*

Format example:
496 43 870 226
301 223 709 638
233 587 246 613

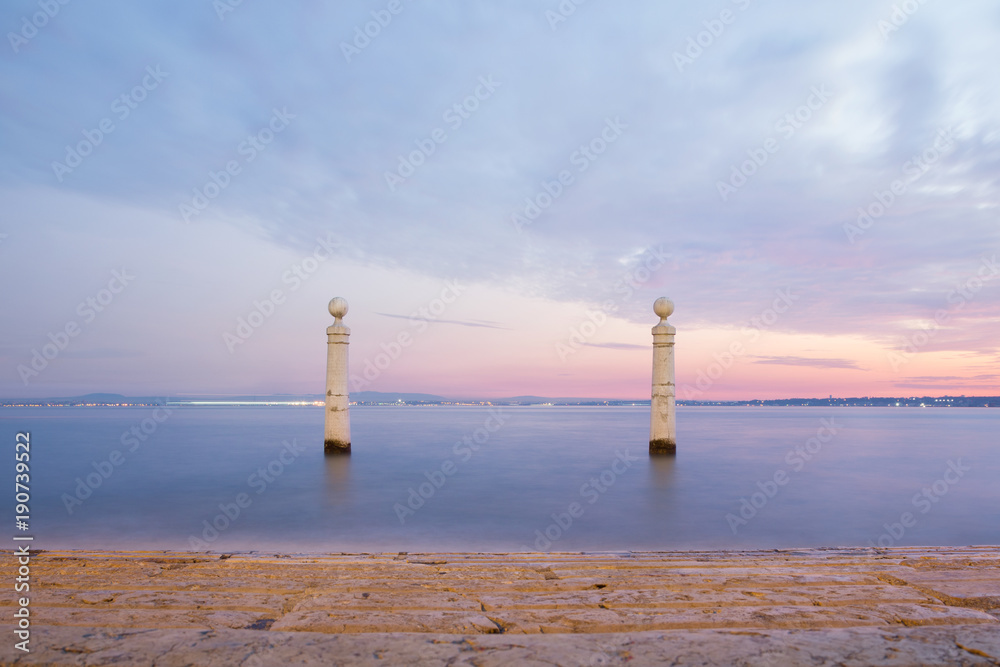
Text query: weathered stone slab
478 583 933 611
8 624 1000 666
291 591 484 613
30 607 272 631
14 588 287 612
888 568 1000 610
479 602 997 634
270 610 502 634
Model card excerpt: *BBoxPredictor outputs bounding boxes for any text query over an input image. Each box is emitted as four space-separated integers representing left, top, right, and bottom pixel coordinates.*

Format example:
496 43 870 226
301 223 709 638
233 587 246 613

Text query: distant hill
499 395 625 403
351 391 448 403
70 393 128 401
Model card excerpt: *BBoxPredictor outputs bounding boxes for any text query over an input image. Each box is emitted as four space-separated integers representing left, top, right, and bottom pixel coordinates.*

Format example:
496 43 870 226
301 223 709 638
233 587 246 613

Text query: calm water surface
2 406 997 552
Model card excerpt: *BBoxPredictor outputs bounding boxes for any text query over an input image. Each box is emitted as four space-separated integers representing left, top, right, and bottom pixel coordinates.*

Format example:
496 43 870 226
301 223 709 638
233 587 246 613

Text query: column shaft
324 325 351 453
650 324 676 454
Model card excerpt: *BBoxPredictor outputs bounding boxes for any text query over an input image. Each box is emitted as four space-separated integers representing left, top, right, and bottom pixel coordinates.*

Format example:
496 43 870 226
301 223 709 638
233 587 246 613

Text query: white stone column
325 297 351 454
650 297 676 454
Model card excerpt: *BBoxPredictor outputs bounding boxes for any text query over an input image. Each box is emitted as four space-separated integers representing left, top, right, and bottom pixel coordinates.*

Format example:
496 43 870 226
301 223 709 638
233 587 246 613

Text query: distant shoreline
3 391 998 409
2 399 997 408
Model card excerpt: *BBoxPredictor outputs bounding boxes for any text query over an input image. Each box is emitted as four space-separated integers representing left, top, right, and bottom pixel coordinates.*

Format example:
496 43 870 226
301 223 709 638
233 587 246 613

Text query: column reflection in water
645 452 678 536
324 452 352 509
648 454 676 492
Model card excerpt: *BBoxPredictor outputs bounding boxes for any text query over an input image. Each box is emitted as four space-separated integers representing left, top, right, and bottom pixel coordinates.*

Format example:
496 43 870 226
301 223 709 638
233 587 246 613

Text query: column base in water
649 438 676 455
324 439 351 454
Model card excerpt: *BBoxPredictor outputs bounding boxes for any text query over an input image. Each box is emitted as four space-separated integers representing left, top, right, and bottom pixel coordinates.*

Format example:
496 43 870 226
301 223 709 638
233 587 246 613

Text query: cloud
583 342 647 350
901 374 999 382
750 356 866 370
59 348 143 360
891 383 998 390
893 374 999 387
375 313 509 329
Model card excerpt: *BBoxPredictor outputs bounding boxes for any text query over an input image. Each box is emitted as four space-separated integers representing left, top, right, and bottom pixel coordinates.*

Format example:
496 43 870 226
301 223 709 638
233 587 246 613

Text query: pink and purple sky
1 2 998 400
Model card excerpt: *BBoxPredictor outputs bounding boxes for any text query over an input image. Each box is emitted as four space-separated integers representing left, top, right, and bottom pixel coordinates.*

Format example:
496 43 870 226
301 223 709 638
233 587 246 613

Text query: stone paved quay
2 546 999 665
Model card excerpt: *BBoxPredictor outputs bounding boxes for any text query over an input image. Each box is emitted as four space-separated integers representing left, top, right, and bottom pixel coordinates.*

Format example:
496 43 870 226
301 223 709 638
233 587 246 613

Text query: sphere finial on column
328 297 349 326
653 297 674 324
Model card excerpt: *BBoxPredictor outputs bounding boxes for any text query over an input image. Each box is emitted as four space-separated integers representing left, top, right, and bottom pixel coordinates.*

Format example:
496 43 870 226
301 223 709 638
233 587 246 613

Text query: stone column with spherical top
324 297 351 454
650 297 676 454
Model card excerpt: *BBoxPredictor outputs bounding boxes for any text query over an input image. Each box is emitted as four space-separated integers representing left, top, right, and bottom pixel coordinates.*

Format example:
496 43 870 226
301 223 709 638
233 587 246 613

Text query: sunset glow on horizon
1 3 998 401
